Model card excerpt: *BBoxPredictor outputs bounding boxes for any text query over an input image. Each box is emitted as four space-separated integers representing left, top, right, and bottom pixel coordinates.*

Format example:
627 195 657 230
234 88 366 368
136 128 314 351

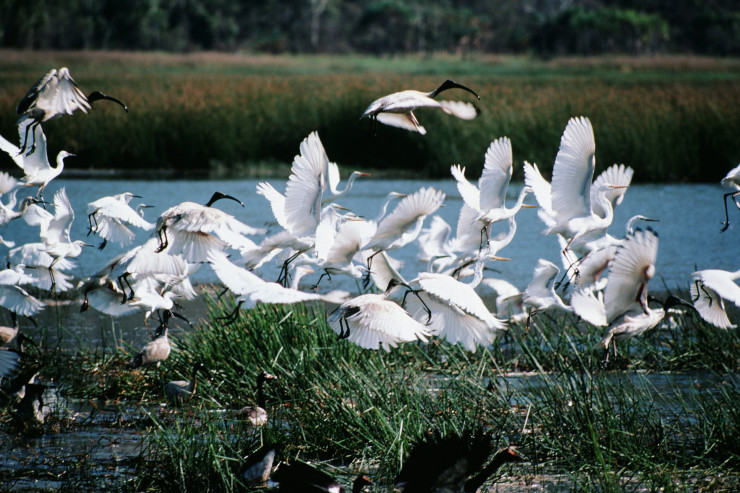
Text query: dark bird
272 459 372 493
165 361 207 403
235 371 278 426
395 430 522 493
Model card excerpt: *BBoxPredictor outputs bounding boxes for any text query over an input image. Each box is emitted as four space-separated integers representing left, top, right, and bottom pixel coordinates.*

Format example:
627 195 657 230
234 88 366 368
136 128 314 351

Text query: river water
3 177 737 290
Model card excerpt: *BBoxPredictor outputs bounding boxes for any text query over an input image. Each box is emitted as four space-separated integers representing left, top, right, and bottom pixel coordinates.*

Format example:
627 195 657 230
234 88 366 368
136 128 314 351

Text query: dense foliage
1 0 739 56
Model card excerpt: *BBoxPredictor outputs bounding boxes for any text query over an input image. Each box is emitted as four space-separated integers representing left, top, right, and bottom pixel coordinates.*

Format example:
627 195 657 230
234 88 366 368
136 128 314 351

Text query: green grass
0 51 739 183
3 294 739 490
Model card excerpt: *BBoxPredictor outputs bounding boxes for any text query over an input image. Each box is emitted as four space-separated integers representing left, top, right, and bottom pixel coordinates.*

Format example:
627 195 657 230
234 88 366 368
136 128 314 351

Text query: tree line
2 0 739 56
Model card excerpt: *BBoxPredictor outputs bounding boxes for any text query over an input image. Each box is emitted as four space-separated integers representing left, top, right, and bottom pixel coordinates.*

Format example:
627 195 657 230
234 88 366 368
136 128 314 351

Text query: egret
15 67 127 155
0 265 46 317
272 460 373 493
7 242 76 292
207 251 348 324
254 132 364 283
380 258 507 352
87 192 154 249
598 228 694 355
395 430 521 493
720 163 740 232
361 79 480 135
689 269 740 329
476 277 527 324
451 137 535 243
327 278 432 352
522 258 607 329
36 187 93 292
0 121 74 201
80 237 190 310
234 371 278 426
524 117 626 255
362 186 445 286
165 361 207 403
155 191 263 262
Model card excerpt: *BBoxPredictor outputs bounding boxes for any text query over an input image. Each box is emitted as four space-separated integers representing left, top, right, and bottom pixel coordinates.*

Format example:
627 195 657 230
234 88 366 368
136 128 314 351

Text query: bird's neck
463 450 513 492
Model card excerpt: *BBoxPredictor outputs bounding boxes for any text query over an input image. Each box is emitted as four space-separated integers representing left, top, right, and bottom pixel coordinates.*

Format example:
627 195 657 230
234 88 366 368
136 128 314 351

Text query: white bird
598 228 693 355
0 121 75 201
34 187 93 292
328 278 432 352
476 277 527 324
720 163 740 232
522 258 607 328
7 242 76 292
87 192 155 249
155 191 263 262
403 260 508 352
325 160 370 205
0 266 45 317
362 186 445 286
689 269 740 329
80 237 191 313
451 137 535 237
361 79 480 135
15 67 127 155
208 251 348 323
525 117 625 255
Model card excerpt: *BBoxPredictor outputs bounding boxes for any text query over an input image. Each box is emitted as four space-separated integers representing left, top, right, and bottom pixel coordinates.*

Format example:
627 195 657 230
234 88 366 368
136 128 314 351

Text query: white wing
550 116 596 222
478 137 513 212
690 278 735 329
437 100 478 120
450 165 480 211
283 131 327 237
376 112 426 134
604 228 658 322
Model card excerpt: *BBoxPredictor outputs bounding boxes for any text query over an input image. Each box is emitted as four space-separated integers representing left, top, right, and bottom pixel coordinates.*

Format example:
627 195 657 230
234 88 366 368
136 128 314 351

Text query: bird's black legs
218 300 244 325
156 227 168 252
720 191 740 232
400 288 432 324
117 272 135 303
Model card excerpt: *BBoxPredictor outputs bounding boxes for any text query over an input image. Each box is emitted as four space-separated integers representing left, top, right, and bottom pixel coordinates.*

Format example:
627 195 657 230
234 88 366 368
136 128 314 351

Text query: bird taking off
16 67 128 155
361 79 480 135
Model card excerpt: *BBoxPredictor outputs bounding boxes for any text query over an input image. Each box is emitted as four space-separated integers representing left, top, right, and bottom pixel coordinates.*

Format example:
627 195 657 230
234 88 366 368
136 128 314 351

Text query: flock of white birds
0 68 739 382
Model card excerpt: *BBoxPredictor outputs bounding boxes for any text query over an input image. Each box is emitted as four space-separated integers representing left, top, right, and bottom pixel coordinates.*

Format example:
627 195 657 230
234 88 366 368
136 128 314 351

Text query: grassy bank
0 51 739 182
7 294 736 491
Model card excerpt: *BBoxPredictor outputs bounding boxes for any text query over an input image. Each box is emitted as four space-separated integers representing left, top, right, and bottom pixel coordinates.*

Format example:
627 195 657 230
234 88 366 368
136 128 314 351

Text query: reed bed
0 51 738 182
71 294 735 491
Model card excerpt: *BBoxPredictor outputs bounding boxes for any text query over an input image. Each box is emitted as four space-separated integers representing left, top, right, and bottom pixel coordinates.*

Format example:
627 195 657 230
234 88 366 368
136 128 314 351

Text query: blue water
2 178 737 294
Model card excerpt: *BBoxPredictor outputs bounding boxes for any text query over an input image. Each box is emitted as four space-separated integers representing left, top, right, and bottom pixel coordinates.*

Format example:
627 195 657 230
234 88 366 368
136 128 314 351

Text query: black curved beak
206 191 244 208
87 91 129 112
429 79 481 100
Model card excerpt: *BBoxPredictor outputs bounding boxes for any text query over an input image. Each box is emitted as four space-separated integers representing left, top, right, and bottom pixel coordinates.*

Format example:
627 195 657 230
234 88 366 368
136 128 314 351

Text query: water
3 178 737 291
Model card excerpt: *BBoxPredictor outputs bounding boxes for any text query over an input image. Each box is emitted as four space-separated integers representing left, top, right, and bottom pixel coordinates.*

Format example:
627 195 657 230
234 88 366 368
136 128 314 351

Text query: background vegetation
2 0 739 56
1 51 739 182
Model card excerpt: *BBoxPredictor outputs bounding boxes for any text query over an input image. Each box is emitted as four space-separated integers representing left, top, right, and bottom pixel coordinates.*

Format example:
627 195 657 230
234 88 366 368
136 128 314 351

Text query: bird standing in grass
395 430 521 493
127 313 172 369
165 361 207 403
272 459 372 493
235 371 278 426
361 79 480 135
